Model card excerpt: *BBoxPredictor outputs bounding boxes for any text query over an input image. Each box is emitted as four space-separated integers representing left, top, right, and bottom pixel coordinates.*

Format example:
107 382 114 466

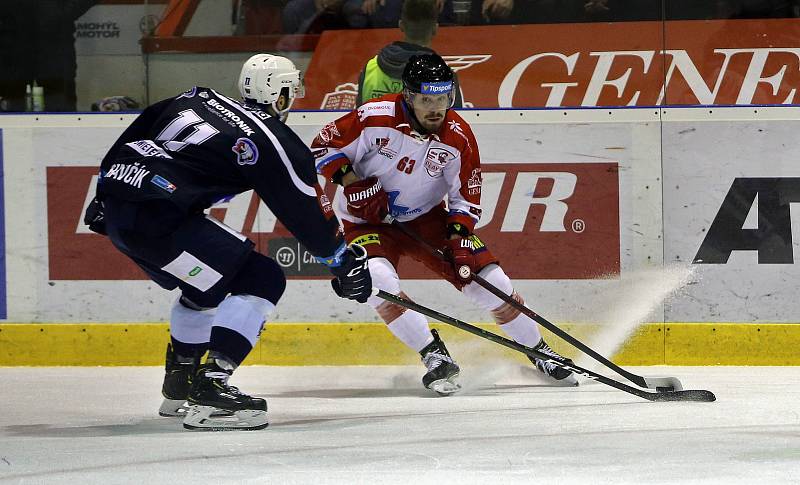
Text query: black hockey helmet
402 54 455 109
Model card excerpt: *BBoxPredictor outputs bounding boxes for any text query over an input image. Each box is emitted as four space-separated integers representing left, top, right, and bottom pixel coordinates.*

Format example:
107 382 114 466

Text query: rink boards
1 107 799 365
1 321 799 366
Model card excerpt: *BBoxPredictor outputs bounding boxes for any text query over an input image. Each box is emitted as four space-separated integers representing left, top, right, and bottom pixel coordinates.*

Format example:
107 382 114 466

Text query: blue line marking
0 130 6 318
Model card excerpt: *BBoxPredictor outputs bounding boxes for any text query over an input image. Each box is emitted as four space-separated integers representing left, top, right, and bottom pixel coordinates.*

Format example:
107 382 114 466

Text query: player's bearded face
408 93 450 132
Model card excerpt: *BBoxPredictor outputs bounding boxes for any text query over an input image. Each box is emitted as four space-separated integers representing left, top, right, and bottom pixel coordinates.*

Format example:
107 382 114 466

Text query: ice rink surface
0 365 798 485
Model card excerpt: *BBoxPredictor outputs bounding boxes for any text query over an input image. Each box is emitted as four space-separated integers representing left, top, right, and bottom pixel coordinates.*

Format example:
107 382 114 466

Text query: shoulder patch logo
318 122 340 143
467 167 482 195
232 137 259 165
357 101 395 121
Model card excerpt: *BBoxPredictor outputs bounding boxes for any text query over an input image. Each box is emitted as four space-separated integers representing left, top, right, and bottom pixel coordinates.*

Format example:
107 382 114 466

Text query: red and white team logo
424 147 456 177
467 167 482 195
318 192 333 216
317 122 340 143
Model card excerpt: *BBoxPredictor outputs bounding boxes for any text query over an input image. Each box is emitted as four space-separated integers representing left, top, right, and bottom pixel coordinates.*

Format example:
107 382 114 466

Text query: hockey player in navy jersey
84 54 372 431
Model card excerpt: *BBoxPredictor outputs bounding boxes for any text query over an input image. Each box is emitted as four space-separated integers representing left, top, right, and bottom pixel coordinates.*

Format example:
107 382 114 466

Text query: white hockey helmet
238 54 304 115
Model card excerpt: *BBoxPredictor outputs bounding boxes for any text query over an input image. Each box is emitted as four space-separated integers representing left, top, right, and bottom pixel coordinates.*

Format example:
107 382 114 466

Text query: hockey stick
387 218 683 392
374 289 715 402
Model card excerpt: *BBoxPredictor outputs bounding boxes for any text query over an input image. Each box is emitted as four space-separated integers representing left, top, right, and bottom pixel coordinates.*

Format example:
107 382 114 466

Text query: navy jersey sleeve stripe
210 90 316 197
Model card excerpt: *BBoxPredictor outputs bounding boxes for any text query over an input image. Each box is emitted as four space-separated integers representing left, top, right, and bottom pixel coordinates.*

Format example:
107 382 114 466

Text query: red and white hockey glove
344 176 389 224
442 236 481 282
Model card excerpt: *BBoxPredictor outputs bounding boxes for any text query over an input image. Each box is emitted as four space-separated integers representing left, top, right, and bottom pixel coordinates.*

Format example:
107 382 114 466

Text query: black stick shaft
375 290 714 402
389 219 651 389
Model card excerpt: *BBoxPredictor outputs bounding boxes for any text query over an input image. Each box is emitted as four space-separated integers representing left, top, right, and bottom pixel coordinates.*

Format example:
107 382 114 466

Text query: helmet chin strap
244 97 293 122
271 94 295 122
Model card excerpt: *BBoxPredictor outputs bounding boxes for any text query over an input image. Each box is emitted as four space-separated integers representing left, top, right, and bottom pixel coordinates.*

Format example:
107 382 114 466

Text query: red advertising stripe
49 163 618 281
473 163 620 279
47 167 148 280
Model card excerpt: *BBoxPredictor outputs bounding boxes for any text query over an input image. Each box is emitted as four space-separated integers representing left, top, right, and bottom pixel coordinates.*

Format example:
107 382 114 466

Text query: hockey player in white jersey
312 54 577 395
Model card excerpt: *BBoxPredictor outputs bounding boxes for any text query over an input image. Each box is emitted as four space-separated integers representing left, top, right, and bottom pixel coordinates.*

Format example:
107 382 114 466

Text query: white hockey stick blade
182 405 268 431
643 376 684 391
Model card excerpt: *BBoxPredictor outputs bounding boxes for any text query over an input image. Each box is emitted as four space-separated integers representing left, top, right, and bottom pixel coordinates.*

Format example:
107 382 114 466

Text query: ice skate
529 339 579 387
158 343 201 417
183 360 268 431
420 329 461 396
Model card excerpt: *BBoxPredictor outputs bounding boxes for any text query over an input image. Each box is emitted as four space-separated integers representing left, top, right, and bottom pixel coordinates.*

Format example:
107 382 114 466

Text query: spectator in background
465 0 799 24
357 0 463 106
716 0 800 18
345 0 455 28
282 0 352 34
0 0 99 112
465 0 664 24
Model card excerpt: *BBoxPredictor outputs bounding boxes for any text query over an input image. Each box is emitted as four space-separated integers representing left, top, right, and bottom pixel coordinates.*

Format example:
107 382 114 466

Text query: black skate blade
648 389 716 402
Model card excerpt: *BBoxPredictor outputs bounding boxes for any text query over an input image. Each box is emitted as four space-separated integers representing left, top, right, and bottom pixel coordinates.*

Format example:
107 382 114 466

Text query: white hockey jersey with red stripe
312 94 483 231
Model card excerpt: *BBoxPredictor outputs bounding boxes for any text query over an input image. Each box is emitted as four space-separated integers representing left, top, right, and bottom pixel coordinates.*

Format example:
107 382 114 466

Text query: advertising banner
49 162 620 281
295 19 799 110
663 120 800 323
75 3 163 56
0 112 650 322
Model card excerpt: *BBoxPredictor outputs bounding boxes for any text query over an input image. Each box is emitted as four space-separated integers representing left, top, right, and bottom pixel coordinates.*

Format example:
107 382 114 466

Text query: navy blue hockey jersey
96 86 342 260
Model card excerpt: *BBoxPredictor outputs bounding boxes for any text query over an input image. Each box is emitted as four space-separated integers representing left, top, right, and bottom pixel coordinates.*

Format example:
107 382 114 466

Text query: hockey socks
169 296 214 349
209 293 275 365
496 312 543 347
385 305 434 352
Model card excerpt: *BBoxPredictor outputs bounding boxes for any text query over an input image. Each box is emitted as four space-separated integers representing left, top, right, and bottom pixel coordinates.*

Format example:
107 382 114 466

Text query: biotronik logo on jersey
232 138 259 165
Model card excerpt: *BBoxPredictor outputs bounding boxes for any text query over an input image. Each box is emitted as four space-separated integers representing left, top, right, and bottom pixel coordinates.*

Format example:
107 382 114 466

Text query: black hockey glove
330 244 372 303
83 196 107 235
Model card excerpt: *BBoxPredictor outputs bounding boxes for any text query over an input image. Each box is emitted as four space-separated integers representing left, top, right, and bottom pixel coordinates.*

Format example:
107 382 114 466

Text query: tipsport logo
420 81 453 95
